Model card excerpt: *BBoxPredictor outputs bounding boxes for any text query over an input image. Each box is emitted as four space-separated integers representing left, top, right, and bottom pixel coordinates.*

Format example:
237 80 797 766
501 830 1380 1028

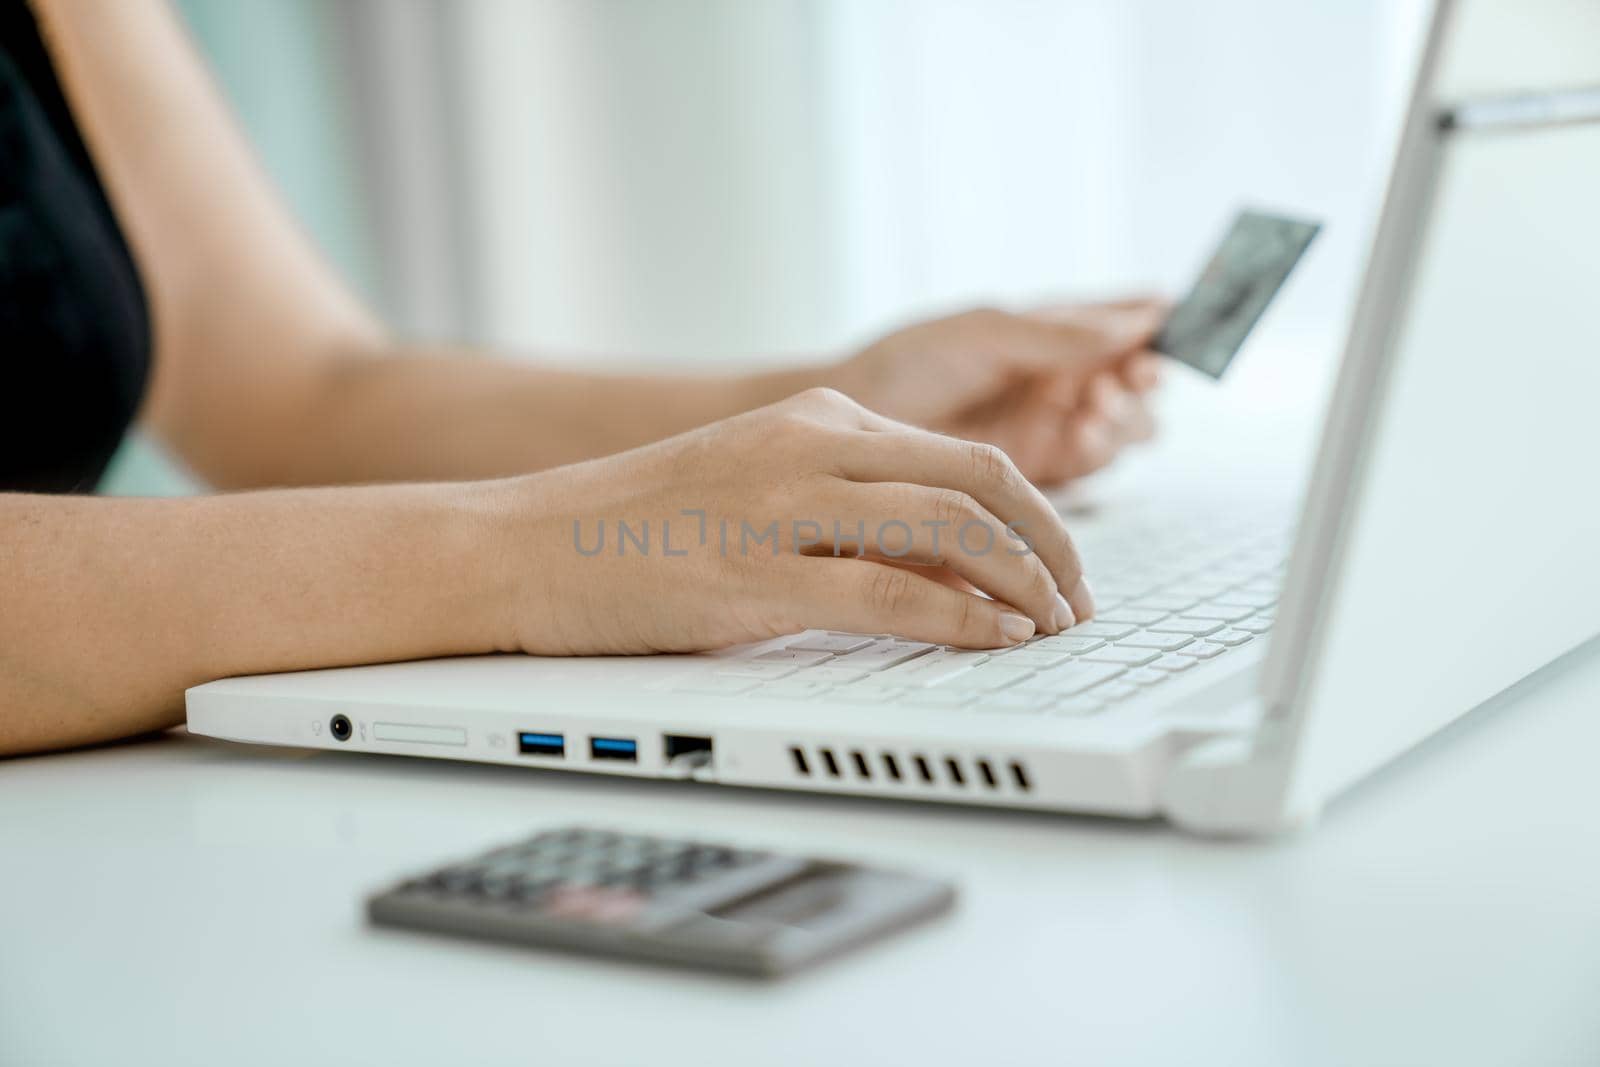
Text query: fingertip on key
1000 613 1036 645
1070 575 1096 621
1052 593 1076 633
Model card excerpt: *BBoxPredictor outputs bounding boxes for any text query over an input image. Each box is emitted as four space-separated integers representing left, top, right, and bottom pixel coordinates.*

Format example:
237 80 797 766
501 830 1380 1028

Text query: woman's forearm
186 343 836 489
0 483 519 756
7 387 1103 756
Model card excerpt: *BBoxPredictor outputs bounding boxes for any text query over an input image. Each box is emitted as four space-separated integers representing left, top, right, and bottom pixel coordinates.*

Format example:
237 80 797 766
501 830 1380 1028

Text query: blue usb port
518 731 566 757
589 736 638 762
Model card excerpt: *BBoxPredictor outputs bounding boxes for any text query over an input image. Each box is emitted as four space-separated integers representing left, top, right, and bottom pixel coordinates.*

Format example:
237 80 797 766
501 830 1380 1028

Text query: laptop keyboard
670 514 1290 718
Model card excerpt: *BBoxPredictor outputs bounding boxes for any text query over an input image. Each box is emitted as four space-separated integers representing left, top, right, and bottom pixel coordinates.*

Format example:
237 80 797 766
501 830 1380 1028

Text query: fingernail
1072 575 1096 618
1000 613 1036 644
1053 593 1076 633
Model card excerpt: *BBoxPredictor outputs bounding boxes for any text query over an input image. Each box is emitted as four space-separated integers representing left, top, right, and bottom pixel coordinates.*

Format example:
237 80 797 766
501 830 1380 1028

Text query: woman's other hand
833 299 1167 487
500 388 1094 656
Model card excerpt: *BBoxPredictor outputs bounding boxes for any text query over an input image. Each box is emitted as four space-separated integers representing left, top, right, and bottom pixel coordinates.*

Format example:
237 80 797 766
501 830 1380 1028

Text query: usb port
589 736 638 762
517 731 566 757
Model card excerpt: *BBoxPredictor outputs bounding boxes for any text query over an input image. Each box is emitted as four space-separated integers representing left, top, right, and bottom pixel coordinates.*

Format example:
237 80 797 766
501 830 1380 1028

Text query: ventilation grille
787 743 1031 794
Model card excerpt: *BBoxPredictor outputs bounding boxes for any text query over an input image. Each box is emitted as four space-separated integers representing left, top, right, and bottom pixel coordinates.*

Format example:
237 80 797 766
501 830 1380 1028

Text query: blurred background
109 0 1431 492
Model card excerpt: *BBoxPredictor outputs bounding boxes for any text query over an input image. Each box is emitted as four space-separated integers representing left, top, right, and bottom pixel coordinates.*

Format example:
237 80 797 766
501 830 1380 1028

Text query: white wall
447 0 832 360
112 0 1433 499
442 0 1430 385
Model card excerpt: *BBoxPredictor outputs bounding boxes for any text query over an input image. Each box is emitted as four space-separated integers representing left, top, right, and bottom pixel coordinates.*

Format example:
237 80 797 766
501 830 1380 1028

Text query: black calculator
367 827 957 977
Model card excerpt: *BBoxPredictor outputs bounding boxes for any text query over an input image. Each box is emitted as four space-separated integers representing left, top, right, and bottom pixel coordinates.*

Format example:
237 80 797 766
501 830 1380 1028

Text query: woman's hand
0 388 1095 755
499 388 1094 656
831 299 1167 487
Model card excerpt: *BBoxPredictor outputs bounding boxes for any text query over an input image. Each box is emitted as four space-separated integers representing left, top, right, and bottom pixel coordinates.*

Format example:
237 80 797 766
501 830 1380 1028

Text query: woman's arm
3 390 1094 757
0 481 518 755
35 0 1161 491
29 0 820 488
213 347 832 485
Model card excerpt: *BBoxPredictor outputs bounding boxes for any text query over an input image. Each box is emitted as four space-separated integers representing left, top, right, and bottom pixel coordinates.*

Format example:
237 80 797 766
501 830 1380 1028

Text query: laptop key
1162 581 1235 599
1095 608 1169 626
1029 634 1107 655
1063 621 1138 640
1145 616 1226 636
1078 646 1159 667
754 648 837 668
1212 593 1276 610
1044 696 1108 717
715 662 800 680
756 680 838 700
1091 681 1142 703
802 667 870 686
1116 632 1194 652
942 665 1037 692
1149 654 1197 672
674 675 761 695
1123 668 1172 686
978 691 1050 714
1091 581 1153 600
1212 630 1255 646
785 632 876 654
873 651 987 687
1129 595 1201 613
998 649 1075 669
1176 641 1228 659
1024 662 1125 695
901 689 976 708
832 641 937 671
831 686 906 705
1182 604 1254 623
1234 616 1274 634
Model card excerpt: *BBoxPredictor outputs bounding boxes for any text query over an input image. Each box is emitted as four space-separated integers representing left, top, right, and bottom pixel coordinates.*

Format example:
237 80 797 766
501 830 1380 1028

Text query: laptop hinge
1161 709 1311 837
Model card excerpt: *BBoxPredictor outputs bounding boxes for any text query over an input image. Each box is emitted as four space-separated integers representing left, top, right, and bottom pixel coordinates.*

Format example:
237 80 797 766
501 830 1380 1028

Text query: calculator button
511 879 560 902
434 867 480 893
540 885 646 923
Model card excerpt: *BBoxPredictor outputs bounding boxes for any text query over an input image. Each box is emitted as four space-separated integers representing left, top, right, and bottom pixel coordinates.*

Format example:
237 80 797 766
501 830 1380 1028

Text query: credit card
1155 209 1321 378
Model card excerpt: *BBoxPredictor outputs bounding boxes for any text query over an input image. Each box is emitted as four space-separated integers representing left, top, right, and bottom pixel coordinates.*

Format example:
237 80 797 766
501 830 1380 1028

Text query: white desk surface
5 637 1598 1066
7 370 1599 1066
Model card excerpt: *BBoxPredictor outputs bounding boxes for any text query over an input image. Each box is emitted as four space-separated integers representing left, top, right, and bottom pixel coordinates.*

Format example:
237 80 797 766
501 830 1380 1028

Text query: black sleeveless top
1 3 150 493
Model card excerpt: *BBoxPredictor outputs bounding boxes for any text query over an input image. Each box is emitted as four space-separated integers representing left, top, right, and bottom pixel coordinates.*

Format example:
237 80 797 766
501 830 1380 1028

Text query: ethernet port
663 734 714 763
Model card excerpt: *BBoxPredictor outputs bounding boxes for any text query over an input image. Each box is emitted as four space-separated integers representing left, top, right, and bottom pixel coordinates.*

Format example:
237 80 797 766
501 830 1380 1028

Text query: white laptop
186 0 1600 835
